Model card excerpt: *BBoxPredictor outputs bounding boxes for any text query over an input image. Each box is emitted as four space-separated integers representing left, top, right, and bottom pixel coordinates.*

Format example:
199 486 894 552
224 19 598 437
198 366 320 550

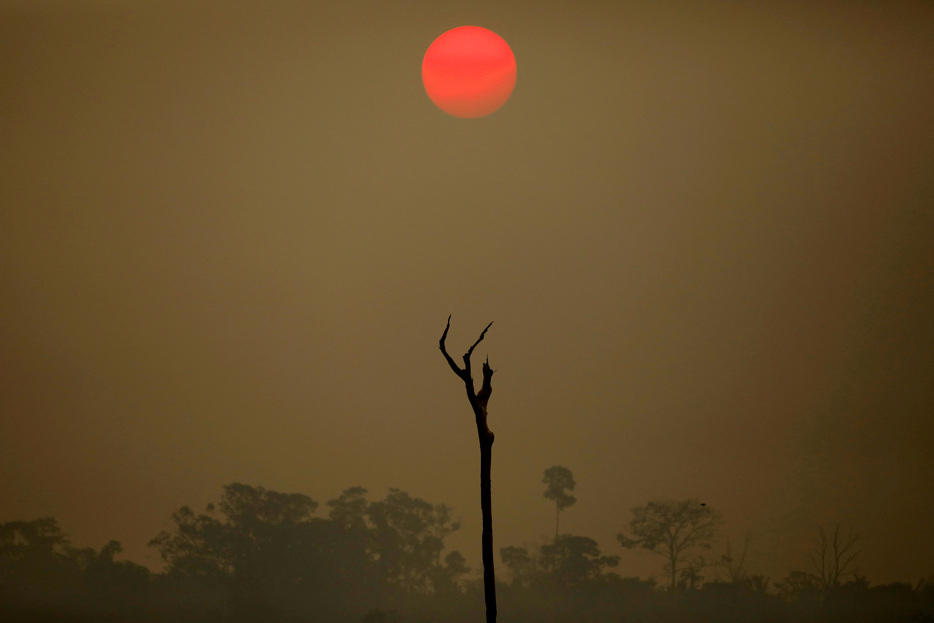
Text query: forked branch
439 315 494 402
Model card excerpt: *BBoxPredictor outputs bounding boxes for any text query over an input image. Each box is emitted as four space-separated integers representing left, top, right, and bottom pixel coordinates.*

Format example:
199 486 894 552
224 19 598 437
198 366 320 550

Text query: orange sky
1 0 933 585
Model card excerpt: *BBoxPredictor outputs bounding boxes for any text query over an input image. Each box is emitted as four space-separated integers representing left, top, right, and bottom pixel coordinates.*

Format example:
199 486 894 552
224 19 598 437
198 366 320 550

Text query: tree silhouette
539 535 620 589
5 507 934 623
542 465 577 542
500 545 537 589
439 315 497 623
368 488 462 593
618 498 720 590
149 482 468 620
718 533 752 584
499 536 619 592
1 518 150 619
809 523 861 591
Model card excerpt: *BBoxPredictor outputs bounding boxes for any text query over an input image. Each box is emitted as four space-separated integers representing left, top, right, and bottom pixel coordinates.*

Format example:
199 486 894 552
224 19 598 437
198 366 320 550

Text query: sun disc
422 26 517 119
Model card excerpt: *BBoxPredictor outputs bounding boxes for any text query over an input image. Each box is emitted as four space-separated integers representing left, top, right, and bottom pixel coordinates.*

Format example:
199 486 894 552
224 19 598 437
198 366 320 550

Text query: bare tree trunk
669 548 678 591
440 316 497 623
478 422 495 623
554 502 560 544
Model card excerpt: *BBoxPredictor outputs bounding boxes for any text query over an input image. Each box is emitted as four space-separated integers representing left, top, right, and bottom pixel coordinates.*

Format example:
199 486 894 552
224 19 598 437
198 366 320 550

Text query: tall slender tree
439 315 497 623
542 466 576 542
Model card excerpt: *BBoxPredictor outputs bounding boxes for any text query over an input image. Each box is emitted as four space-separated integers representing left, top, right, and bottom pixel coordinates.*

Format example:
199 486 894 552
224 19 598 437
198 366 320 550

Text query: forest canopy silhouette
2 478 932 623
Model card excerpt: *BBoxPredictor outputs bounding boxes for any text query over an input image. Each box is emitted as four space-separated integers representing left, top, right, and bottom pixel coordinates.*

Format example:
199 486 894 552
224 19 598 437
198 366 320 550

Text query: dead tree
439 315 496 623
809 524 860 590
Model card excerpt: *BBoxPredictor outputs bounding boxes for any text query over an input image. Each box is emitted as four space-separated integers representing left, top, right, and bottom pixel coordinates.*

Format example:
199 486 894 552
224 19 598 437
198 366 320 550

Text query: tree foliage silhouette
542 465 577 542
539 535 620 588
148 482 469 620
618 498 721 590
1 518 150 619
4 498 934 623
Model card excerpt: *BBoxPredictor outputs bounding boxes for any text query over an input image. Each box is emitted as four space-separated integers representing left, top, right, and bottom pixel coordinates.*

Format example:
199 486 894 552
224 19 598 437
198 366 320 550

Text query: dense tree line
1 484 478 623
2 478 933 623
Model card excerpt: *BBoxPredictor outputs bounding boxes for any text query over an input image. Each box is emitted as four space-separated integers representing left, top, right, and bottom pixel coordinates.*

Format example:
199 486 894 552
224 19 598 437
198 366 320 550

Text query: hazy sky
2 1 932 585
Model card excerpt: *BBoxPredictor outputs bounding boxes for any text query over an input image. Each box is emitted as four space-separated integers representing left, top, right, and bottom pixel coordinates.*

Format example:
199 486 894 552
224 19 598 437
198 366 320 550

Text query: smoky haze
1 0 933 597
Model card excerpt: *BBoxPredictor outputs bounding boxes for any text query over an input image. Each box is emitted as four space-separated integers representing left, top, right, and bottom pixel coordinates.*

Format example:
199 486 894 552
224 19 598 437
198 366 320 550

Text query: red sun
422 26 517 119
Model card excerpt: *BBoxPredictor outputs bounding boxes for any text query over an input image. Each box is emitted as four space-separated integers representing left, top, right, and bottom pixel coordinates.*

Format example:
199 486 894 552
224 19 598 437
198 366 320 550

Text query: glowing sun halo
422 26 517 119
